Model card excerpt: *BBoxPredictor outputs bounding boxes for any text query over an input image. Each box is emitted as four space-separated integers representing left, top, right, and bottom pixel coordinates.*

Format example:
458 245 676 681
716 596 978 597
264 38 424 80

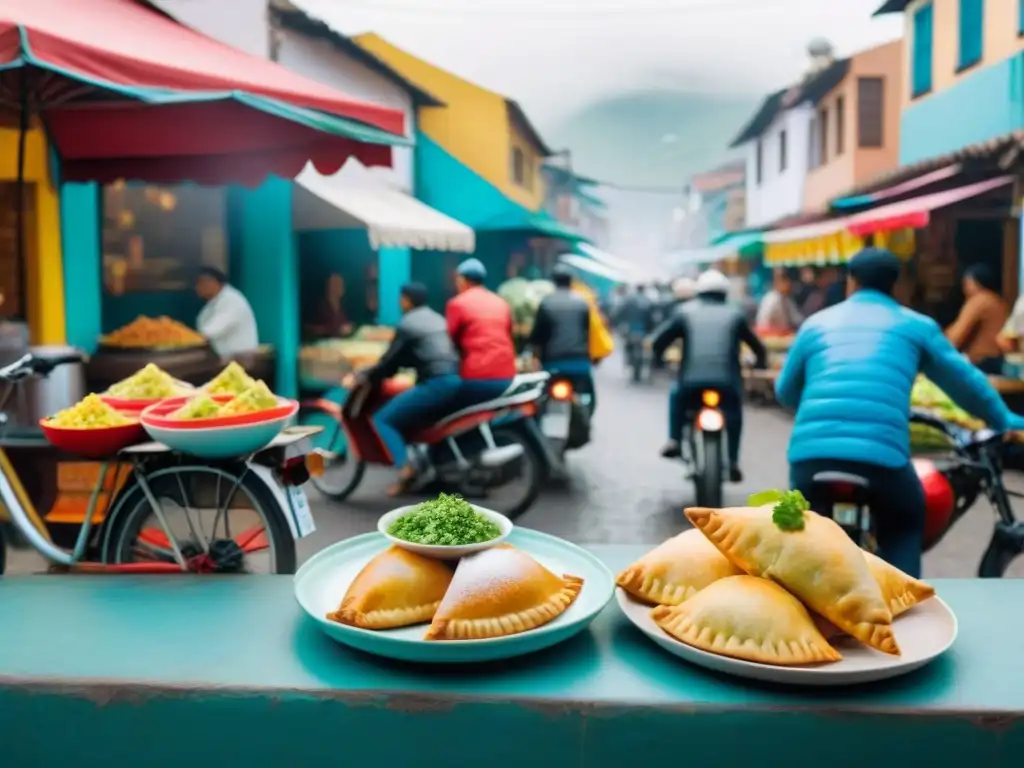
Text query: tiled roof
838 131 1024 199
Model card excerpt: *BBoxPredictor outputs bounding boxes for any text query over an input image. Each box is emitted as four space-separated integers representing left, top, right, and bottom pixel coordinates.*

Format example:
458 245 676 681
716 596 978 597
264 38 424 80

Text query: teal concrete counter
0 546 1021 767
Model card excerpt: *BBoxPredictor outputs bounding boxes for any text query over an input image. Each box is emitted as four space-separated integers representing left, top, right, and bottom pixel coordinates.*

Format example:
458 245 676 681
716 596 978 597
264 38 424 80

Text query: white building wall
151 0 269 57
151 0 415 191
743 103 813 228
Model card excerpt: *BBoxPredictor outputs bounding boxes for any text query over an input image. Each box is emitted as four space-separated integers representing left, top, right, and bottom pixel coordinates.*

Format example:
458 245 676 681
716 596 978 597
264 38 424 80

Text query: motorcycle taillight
280 456 311 486
822 482 859 502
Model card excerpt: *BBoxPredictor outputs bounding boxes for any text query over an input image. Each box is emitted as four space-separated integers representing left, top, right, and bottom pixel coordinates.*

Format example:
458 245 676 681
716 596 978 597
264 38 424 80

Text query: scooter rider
651 269 767 481
345 282 462 496
528 264 594 410
777 247 1024 578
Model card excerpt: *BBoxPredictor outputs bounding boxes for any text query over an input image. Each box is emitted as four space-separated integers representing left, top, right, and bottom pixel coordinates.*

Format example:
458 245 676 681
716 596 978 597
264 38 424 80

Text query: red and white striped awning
845 176 1014 238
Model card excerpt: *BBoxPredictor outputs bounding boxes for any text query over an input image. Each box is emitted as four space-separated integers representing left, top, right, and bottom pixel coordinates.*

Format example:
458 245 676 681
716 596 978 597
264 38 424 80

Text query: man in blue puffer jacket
776 248 1024 577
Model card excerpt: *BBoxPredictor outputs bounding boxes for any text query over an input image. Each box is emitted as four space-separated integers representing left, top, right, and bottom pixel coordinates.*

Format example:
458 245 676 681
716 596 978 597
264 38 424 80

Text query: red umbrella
0 0 408 312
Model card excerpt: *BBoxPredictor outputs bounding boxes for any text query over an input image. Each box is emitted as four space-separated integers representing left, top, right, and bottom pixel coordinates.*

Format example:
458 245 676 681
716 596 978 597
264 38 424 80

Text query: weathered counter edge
2 675 1020 724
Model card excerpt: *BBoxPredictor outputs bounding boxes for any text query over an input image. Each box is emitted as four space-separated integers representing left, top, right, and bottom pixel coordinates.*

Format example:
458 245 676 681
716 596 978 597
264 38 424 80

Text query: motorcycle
808 408 1024 577
308 373 549 520
536 374 593 478
683 388 727 508
624 333 650 383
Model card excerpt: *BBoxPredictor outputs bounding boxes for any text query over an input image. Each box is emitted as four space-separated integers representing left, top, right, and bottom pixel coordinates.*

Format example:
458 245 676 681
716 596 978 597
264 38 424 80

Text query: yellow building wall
0 127 66 344
903 0 1024 106
507 113 545 211
355 34 546 212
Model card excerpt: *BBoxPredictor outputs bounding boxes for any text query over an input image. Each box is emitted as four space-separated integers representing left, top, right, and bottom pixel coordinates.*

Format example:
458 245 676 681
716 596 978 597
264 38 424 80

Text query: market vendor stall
0 552 1017 767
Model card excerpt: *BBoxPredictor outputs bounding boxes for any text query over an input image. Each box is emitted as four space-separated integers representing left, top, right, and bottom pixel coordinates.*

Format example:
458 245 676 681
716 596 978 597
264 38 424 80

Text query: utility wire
326 0 804 18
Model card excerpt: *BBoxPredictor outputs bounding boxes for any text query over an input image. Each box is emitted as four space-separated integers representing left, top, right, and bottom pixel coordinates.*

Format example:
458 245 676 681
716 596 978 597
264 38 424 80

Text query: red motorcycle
809 409 1024 577
303 373 550 519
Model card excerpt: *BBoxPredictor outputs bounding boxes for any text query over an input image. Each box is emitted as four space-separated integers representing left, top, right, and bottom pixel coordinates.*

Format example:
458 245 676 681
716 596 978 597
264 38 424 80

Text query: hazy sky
298 0 903 126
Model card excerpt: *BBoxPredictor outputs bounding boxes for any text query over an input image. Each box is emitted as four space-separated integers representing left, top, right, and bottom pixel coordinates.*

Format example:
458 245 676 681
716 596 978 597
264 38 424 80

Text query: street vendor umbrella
0 0 409 313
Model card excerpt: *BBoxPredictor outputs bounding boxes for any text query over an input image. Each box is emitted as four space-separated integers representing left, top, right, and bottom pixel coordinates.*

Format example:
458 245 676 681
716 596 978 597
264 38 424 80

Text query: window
779 129 788 172
509 147 532 189
101 183 227 296
835 96 846 156
858 77 885 148
958 0 983 71
912 3 934 96
755 139 763 185
818 106 829 165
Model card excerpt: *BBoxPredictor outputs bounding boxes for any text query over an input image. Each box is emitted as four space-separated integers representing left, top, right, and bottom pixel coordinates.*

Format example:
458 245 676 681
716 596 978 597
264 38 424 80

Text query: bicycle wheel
101 465 297 574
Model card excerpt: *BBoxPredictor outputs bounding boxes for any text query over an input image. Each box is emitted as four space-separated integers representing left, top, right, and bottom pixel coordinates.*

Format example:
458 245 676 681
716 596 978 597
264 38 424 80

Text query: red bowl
141 394 298 430
40 419 147 458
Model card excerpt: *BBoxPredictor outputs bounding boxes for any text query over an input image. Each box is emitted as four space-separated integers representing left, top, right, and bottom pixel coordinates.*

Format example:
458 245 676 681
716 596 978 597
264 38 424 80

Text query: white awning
292 162 475 253
559 253 626 282
576 243 640 275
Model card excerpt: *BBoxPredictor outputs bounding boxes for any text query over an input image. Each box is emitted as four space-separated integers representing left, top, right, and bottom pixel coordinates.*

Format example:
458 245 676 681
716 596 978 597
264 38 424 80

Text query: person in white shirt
195 267 259 357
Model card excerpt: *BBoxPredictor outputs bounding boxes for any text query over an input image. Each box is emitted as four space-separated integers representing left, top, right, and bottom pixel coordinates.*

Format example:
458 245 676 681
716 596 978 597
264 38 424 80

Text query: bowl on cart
40 419 147 459
140 397 299 459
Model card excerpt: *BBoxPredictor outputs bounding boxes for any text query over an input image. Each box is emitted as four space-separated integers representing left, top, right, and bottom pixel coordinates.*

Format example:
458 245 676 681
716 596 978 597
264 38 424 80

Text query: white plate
295 529 614 663
617 588 958 686
377 504 512 560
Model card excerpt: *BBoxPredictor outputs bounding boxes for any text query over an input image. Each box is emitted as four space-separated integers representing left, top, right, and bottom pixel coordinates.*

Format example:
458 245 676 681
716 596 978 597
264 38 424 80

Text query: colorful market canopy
575 243 645 277
479 208 589 243
830 164 962 209
844 176 1013 238
293 161 475 252
0 0 408 183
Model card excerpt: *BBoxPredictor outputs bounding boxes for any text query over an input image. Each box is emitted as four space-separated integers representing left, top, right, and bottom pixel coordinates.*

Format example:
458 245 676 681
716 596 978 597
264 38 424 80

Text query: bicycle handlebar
0 352 84 383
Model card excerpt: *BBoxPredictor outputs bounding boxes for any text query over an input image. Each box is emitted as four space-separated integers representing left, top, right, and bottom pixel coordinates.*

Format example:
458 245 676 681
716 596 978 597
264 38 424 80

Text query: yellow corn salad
203 362 256 396
170 394 222 420
218 381 278 416
106 363 190 399
47 394 134 429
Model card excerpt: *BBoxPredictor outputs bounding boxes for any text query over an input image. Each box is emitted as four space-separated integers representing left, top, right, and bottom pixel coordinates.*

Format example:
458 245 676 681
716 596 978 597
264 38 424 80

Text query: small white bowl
377 503 513 560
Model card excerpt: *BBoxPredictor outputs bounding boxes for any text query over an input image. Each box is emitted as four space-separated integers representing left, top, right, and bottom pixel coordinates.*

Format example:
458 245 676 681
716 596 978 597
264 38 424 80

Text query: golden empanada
864 551 935 616
652 575 842 666
424 544 583 641
616 529 743 605
686 505 899 655
327 546 454 630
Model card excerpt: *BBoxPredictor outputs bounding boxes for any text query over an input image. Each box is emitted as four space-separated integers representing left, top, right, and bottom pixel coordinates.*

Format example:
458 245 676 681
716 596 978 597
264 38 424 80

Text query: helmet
672 277 696 300
695 269 731 295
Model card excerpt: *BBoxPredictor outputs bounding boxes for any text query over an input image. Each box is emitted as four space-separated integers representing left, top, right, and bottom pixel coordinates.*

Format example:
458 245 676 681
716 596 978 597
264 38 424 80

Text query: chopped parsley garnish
387 493 501 546
771 490 810 532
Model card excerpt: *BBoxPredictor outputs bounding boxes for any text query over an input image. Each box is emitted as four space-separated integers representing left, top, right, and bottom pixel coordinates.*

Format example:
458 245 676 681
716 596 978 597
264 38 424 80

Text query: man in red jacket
446 258 518 405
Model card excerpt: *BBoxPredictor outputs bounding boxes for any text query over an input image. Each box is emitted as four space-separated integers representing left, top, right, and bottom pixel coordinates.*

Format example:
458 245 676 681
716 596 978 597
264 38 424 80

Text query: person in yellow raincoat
570 278 615 363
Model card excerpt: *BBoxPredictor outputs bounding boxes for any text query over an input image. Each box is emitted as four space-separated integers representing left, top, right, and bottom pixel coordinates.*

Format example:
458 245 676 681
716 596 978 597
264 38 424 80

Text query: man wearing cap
651 269 767 480
446 258 518 405
347 282 462 494
776 247 1024 577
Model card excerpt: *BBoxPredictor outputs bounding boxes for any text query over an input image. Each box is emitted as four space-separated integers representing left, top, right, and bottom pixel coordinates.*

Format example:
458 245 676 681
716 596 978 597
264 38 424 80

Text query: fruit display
353 325 395 343
100 316 206 349
498 278 555 337
299 339 388 387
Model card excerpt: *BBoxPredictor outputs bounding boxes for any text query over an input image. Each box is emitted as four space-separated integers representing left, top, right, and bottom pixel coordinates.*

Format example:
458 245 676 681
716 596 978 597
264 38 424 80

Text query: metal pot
15 345 86 429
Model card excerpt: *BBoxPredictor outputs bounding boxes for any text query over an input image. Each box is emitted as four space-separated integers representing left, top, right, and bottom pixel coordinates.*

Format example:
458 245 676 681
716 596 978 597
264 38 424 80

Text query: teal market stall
410 133 588 308
291 160 475 330
558 252 627 298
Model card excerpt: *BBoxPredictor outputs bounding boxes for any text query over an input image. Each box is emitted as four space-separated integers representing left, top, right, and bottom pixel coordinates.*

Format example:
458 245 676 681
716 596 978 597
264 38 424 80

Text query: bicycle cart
0 353 321 576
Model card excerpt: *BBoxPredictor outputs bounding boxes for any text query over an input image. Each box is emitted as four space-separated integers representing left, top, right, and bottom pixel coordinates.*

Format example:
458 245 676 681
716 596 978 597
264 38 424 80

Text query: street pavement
6 352 1022 577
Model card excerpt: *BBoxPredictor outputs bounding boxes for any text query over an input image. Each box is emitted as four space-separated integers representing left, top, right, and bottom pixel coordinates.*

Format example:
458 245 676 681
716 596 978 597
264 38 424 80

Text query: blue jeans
373 374 462 467
458 378 513 408
544 357 595 414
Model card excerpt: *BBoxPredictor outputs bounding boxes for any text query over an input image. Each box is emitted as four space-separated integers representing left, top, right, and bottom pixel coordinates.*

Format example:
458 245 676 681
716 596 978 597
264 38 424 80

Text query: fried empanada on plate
652 575 842 666
686 505 899 655
816 552 936 639
424 544 583 641
327 546 454 630
616 529 743 606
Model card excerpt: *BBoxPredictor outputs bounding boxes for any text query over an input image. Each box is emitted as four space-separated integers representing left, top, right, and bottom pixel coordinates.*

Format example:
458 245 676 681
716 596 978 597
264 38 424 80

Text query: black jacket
363 306 459 384
651 294 767 389
529 288 591 363
615 292 656 334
